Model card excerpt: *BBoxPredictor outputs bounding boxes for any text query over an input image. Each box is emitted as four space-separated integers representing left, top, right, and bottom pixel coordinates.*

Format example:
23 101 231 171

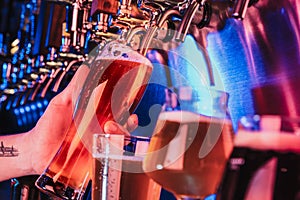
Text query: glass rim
241 114 300 120
239 114 300 131
93 133 151 141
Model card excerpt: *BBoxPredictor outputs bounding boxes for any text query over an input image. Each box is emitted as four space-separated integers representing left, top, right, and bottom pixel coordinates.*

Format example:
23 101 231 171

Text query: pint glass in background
92 133 161 200
143 88 234 200
218 115 300 200
35 41 153 199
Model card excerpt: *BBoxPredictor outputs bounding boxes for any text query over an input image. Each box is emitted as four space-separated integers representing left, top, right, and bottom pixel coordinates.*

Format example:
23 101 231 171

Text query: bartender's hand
29 64 139 175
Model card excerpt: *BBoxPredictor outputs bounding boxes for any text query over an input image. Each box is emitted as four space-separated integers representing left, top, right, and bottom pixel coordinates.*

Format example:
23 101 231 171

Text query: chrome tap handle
139 8 181 55
175 0 216 85
40 65 63 98
231 0 250 20
71 1 80 47
175 0 202 42
52 59 82 93
231 0 258 20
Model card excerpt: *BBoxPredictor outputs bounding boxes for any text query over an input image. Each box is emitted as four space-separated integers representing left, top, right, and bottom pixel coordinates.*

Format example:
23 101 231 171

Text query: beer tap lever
231 0 250 20
231 0 258 20
175 0 203 42
139 8 181 56
52 59 82 93
71 0 81 48
175 0 215 86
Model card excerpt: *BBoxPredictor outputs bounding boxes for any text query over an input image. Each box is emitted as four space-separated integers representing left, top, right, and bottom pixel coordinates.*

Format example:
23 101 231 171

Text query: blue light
43 99 49 106
205 194 216 200
205 19 256 131
19 96 26 106
14 108 20 116
19 64 25 79
12 98 18 108
0 33 3 48
17 118 23 126
25 106 30 112
22 115 27 125
33 111 38 122
27 111 33 124
20 108 25 114
26 65 32 74
11 73 17 84
0 95 7 102
31 104 37 111
0 80 7 90
26 43 32 55
5 101 12 110
37 102 42 108
12 56 18 65
2 63 7 77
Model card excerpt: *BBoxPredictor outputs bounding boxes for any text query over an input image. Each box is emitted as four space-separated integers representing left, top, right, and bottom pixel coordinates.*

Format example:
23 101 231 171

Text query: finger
124 114 139 133
104 121 131 136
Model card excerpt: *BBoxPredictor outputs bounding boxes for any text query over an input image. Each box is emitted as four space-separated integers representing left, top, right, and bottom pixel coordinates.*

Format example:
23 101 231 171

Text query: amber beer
92 134 161 200
143 111 234 198
92 155 161 200
35 42 153 199
219 131 300 200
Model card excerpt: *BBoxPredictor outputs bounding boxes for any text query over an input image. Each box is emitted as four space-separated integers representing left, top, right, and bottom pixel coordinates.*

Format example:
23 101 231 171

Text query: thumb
104 121 131 136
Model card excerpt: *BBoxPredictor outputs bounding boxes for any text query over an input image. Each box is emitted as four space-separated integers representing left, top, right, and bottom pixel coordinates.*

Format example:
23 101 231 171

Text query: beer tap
52 59 82 92
17 48 51 105
175 0 211 42
78 1 93 51
27 68 51 101
89 0 153 51
91 0 176 53
231 0 250 20
50 0 91 93
69 0 92 52
71 0 81 49
18 75 38 106
89 0 124 47
182 0 259 87
98 13 110 33
139 0 201 55
39 63 63 98
60 6 72 53
93 12 114 39
20 0 88 100
11 82 27 108
231 0 258 20
173 0 216 86
0 0 41 110
116 4 152 50
120 0 133 18
1 87 18 111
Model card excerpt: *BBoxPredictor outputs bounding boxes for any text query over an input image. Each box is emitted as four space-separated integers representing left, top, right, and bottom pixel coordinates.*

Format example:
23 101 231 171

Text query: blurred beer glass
218 115 300 200
92 133 161 200
35 41 153 199
143 87 234 199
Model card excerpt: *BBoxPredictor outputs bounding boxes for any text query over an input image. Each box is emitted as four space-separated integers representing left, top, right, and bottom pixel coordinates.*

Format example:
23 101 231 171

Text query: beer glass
143 87 234 200
35 41 153 199
92 133 161 200
218 115 300 200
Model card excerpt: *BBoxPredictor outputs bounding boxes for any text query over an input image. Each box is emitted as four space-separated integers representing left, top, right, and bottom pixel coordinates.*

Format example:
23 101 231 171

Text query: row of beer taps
0 0 257 133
